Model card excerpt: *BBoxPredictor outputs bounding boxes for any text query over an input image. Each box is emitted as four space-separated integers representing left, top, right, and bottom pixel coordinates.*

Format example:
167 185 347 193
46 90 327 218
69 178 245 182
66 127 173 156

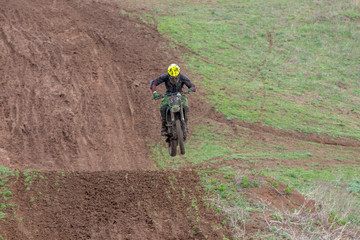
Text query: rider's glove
188 88 195 93
153 91 159 99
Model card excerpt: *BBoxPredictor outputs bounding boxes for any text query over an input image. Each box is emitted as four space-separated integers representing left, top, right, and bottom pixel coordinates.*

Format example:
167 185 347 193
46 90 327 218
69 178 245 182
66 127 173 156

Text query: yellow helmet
168 64 180 77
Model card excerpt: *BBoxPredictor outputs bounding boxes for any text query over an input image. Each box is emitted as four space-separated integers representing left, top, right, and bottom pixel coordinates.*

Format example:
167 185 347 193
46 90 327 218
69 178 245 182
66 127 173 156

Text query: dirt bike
155 91 192 157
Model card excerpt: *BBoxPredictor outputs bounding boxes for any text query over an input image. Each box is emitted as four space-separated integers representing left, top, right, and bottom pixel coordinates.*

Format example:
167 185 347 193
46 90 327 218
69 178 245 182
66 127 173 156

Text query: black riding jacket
150 74 196 94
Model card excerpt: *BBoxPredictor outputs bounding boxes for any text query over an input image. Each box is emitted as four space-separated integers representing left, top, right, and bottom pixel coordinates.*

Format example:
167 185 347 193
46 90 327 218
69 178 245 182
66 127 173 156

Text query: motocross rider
150 63 196 136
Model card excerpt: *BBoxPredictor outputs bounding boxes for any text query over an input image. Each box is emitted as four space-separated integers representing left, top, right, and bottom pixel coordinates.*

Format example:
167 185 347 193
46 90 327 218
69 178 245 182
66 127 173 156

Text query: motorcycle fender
170 105 180 113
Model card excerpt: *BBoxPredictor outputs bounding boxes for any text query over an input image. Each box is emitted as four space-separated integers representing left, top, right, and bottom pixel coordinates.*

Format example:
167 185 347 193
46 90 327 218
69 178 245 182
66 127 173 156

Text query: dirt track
0 0 177 171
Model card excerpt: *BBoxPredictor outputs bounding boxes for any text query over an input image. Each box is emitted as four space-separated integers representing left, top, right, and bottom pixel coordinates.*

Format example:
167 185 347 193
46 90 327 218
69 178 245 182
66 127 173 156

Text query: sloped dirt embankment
1 171 231 239
0 0 173 171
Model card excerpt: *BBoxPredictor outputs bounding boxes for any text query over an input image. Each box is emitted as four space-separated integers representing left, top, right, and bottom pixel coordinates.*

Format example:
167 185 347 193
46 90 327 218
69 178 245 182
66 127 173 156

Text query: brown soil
0 0 175 171
1 170 231 239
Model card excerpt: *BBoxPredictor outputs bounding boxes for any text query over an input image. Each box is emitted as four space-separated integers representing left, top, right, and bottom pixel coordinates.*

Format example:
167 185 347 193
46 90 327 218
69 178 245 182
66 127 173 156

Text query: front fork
168 104 185 139
169 110 177 139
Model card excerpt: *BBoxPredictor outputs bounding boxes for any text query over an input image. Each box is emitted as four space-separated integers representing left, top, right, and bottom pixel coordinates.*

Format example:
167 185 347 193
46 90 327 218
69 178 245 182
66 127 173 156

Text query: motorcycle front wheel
169 138 178 157
176 119 185 155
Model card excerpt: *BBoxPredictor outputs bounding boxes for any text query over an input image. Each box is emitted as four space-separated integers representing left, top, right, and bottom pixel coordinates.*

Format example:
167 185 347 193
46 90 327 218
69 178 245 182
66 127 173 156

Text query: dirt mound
0 0 180 170
1 170 231 239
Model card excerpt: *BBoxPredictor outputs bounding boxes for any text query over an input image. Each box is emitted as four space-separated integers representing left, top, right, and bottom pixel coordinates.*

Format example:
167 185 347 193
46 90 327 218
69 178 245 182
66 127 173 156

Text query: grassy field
124 0 360 139
119 0 360 238
159 0 360 139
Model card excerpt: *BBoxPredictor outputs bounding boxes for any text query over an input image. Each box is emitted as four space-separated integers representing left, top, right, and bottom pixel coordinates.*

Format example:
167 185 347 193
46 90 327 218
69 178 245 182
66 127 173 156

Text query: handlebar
154 91 193 100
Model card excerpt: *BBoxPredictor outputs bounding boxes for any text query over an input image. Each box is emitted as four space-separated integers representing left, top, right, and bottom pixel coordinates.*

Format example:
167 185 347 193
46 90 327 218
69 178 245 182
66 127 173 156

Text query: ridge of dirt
195 105 360 147
0 170 232 240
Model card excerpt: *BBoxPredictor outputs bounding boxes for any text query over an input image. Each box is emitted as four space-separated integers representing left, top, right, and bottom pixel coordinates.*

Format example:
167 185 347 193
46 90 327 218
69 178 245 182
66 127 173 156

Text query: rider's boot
161 119 167 136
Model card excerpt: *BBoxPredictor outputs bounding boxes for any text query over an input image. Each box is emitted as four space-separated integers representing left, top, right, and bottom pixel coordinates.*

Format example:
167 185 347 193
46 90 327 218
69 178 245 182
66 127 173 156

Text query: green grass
130 0 360 139
0 167 44 224
152 123 234 169
0 166 17 221
23 169 44 191
200 169 257 237
152 122 360 171
260 166 360 192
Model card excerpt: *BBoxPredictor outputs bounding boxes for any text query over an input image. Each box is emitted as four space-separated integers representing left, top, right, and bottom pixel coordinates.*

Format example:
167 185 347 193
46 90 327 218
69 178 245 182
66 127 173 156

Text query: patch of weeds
191 199 199 212
270 226 278 232
200 170 251 237
329 210 347 226
152 124 240 170
168 175 177 191
270 212 283 221
241 177 249 188
58 170 66 177
0 166 17 221
245 207 262 213
165 190 171 199
24 169 44 191
280 231 291 239
217 183 229 199
181 187 186 199
284 186 292 195
308 181 360 230
185 196 202 232
264 166 360 193
347 179 360 194
0 204 5 211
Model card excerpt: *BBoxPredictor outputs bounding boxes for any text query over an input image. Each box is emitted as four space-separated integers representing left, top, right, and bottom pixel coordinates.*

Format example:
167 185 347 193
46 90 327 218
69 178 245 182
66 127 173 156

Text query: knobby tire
176 119 185 155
